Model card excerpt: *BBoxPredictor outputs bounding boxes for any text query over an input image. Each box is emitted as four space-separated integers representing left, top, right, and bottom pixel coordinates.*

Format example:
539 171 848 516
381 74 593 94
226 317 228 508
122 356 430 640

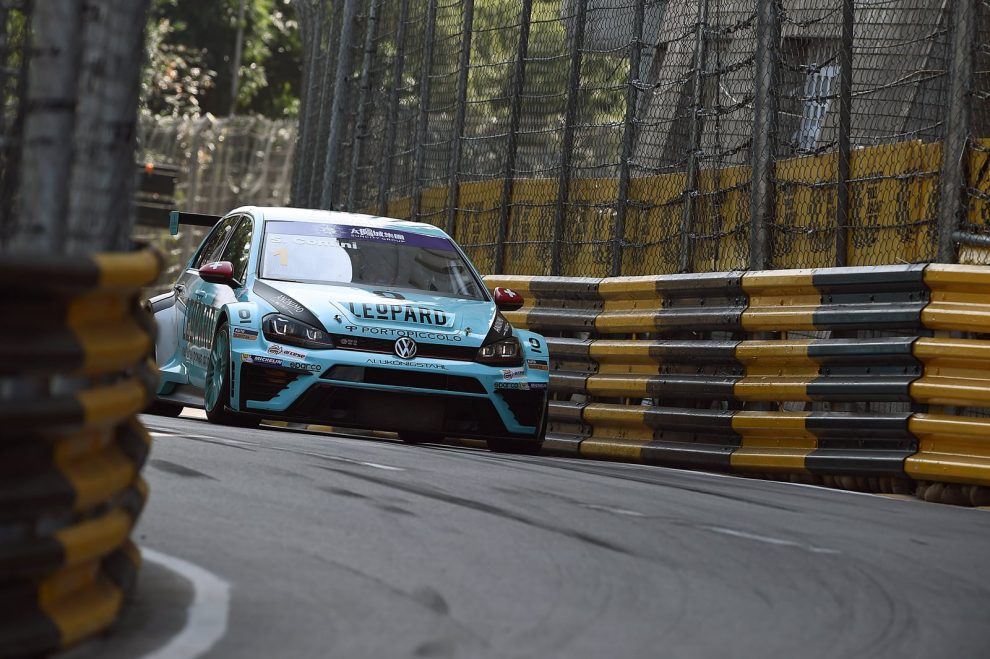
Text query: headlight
476 338 522 366
262 314 335 349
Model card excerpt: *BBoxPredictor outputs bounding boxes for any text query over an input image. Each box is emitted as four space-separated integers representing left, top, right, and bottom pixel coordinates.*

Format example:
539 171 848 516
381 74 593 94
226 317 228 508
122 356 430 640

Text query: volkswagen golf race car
146 207 550 452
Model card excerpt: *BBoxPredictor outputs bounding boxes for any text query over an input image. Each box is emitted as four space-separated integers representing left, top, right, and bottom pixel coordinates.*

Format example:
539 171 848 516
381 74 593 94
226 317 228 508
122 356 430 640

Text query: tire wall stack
0 249 161 657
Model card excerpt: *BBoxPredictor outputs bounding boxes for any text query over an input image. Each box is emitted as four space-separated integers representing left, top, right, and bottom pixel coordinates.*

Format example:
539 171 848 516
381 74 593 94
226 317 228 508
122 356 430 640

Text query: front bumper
231 342 548 440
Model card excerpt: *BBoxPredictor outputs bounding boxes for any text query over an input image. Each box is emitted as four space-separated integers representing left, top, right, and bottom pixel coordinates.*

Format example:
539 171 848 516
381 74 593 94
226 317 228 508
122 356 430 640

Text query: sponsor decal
267 345 307 361
359 326 462 342
345 325 358 332
232 328 259 341
481 311 513 345
527 359 549 371
284 361 322 373
241 353 320 372
350 227 405 243
348 302 449 326
274 294 306 316
366 358 447 370
338 337 360 347
501 367 526 381
494 381 547 391
242 354 284 367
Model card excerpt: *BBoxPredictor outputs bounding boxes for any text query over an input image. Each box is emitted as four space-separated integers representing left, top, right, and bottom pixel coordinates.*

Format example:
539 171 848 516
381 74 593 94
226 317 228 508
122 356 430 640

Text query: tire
205 322 260 428
145 399 183 417
398 431 443 445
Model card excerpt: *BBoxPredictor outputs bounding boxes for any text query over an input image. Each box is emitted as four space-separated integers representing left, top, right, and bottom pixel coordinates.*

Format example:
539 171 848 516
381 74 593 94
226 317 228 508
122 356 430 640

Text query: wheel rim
204 328 229 412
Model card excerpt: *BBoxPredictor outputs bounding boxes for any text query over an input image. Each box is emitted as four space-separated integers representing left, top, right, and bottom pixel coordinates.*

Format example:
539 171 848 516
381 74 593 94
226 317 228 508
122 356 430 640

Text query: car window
259 221 486 300
220 217 253 282
193 216 238 268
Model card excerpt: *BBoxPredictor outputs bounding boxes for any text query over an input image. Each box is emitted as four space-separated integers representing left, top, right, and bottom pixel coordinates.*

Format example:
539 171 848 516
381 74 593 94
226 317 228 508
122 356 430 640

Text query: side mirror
199 261 240 288
493 286 524 311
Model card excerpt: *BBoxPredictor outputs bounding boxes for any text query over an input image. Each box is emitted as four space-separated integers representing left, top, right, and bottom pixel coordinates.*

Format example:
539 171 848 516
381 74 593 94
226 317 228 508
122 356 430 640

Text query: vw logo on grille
394 336 418 359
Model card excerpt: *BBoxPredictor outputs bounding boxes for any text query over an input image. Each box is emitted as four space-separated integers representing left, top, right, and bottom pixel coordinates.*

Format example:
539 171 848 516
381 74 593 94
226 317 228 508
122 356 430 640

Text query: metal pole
835 0 853 266
310 2 337 208
495 0 533 273
553 0 588 275
346 0 380 211
445 0 475 237
612 0 645 277
678 0 709 273
748 0 779 270
937 0 974 262
378 0 411 216
229 0 247 115
293 1 322 207
410 0 438 222
320 0 360 210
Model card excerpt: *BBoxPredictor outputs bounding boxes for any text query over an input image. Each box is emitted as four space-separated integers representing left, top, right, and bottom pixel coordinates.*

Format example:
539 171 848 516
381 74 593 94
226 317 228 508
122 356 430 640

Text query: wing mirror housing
199 261 241 288
493 286 524 311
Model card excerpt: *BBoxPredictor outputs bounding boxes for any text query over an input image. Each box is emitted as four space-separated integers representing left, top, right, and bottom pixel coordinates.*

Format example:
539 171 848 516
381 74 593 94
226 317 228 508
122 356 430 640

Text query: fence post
835 0 853 266
320 0 358 210
310 3 339 208
748 0 779 270
378 0 411 216
346 0 380 212
293 1 323 207
410 0 438 222
445 0 475 237
678 0 709 273
495 0 534 274
612 0 645 277
553 0 588 275
937 0 974 262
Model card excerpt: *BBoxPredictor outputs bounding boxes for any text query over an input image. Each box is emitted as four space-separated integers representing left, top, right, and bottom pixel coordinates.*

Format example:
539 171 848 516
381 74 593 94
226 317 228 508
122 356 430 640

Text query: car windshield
260 220 486 300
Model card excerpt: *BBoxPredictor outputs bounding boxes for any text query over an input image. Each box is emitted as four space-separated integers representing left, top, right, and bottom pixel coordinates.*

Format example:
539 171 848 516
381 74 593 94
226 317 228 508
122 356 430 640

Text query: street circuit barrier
0 249 160 657
484 264 990 506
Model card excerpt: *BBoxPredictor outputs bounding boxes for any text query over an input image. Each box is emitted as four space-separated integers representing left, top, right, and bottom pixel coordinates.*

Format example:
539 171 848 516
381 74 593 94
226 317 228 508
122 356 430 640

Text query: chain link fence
136 114 296 287
290 0 989 276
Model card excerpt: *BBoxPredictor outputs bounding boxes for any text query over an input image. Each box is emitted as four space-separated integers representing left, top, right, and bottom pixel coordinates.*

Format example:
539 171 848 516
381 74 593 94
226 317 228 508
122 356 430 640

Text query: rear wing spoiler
168 211 222 235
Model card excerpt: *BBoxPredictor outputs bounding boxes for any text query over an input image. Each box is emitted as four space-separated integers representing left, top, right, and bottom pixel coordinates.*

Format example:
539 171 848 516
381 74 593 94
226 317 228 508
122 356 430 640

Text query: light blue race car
146 207 550 452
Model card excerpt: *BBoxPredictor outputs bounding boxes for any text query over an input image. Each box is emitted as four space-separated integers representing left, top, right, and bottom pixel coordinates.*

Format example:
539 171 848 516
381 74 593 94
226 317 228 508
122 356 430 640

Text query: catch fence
293 0 990 276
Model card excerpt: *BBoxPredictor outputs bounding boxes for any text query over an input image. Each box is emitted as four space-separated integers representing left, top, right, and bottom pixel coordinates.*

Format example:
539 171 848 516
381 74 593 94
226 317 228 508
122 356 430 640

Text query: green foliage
143 0 301 117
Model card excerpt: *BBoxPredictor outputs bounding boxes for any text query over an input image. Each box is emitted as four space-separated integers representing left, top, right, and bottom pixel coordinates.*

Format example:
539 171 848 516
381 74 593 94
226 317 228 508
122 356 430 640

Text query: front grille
285 384 511 437
239 363 300 405
323 365 486 394
331 334 477 361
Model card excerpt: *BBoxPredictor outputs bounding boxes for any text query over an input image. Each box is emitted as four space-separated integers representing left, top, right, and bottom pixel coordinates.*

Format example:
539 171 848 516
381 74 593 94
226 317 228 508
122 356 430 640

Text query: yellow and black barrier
485 264 990 505
0 249 160 657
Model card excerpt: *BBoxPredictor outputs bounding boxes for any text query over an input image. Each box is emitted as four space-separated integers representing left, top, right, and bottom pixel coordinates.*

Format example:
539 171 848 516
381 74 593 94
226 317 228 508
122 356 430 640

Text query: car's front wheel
205 322 260 428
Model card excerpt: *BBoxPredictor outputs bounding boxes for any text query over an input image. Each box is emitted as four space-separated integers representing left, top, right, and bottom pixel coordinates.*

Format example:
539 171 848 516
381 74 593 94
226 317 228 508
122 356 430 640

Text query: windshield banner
266 221 454 252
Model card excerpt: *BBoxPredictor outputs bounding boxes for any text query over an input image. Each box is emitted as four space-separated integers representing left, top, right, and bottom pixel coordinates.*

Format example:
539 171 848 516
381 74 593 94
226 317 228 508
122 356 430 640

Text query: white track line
139 548 231 659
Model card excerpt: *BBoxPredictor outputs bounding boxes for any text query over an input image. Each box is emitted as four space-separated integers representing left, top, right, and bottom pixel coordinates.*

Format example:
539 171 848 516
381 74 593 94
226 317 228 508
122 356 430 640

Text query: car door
184 215 254 388
176 215 239 385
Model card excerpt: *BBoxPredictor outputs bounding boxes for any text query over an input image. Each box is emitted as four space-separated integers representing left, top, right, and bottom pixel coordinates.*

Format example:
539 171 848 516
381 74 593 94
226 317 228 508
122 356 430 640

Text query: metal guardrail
0 249 160 657
484 264 990 506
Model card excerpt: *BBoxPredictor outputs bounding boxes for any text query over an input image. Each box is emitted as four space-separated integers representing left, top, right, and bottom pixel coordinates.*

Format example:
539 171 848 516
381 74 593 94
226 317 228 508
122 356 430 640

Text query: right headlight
476 338 523 366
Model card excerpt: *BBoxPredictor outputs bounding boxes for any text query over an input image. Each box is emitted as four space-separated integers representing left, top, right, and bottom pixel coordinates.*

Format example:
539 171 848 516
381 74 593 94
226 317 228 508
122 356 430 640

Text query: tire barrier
485 264 990 505
0 250 160 658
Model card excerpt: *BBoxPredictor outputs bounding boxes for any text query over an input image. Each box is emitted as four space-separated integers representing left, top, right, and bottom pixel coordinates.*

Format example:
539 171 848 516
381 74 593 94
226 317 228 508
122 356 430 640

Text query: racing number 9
528 337 542 353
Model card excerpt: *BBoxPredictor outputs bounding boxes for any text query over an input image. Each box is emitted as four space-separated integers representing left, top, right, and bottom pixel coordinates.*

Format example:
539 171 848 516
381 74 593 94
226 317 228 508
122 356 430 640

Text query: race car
146 206 549 452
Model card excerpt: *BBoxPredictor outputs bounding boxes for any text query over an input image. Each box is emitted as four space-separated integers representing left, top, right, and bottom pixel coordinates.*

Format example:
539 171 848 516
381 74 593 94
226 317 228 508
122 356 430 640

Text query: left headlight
262 313 335 350
476 338 523 366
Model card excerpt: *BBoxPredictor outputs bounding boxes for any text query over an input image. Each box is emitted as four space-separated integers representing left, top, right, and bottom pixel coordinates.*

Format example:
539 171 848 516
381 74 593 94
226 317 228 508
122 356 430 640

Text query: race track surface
129 414 990 658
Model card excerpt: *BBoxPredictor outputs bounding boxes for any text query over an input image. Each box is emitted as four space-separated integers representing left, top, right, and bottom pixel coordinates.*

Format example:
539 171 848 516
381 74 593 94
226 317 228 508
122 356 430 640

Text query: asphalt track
87 413 990 658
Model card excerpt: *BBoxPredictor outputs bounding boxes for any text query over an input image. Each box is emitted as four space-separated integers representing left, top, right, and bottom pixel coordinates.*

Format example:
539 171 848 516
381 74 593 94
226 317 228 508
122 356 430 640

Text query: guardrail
484 264 990 507
0 249 160 657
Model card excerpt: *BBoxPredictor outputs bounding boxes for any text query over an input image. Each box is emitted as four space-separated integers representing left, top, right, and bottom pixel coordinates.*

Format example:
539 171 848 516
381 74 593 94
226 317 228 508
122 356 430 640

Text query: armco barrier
0 250 160 657
484 264 990 506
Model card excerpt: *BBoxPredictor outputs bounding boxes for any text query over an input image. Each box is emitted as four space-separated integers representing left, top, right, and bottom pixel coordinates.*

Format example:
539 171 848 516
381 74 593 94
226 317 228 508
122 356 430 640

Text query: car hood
256 279 497 345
